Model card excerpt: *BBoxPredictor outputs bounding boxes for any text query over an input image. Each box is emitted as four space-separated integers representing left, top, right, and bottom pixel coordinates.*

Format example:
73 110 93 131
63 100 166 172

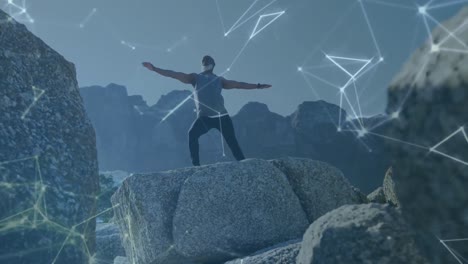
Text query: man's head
202 55 215 72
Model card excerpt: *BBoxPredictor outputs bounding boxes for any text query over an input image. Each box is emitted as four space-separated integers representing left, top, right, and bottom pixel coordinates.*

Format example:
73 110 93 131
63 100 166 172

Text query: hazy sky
1 0 463 116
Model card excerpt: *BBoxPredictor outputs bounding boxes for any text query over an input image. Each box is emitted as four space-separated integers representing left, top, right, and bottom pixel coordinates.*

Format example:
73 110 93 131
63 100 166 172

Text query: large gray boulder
172 159 309 263
297 204 427 264
385 6 468 263
111 158 362 264
111 167 200 264
224 240 301 264
0 10 99 264
269 157 364 222
96 223 126 263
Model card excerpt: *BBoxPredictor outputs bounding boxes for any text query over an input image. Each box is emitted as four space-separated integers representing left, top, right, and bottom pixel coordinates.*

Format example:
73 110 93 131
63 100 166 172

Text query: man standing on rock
142 55 272 166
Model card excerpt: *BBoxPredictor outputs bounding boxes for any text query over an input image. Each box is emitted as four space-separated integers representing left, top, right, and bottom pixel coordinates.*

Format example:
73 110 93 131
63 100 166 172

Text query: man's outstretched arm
142 62 195 84
221 78 272 90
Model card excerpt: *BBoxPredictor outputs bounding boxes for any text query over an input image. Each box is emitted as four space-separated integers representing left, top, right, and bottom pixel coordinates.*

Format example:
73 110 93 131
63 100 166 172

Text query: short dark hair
202 55 215 66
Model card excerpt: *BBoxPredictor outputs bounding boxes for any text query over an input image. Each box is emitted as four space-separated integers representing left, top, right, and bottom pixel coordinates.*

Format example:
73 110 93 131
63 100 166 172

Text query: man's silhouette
143 55 272 166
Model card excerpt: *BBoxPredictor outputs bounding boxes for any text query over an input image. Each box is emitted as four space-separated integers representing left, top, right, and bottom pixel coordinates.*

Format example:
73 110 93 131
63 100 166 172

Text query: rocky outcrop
0 10 99 264
96 223 126 263
367 187 386 203
297 204 427 264
82 86 390 193
382 167 399 206
111 158 364 264
367 167 398 205
385 6 468 263
224 240 301 264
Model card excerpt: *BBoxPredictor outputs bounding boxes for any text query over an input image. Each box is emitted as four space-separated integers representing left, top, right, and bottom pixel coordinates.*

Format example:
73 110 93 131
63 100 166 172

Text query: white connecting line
296 0 468 169
191 97 227 157
2 0 34 23
216 0 279 37
215 0 285 69
158 1 285 159
250 11 285 39
439 237 468 264
21 86 45 120
120 40 136 50
166 36 188 53
430 126 468 166
78 8 97 29
297 0 385 137
418 0 468 54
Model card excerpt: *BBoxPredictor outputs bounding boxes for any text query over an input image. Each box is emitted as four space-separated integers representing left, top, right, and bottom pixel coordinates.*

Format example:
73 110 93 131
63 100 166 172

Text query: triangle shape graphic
217 0 276 36
431 127 468 166
32 86 45 101
326 55 372 79
250 11 285 39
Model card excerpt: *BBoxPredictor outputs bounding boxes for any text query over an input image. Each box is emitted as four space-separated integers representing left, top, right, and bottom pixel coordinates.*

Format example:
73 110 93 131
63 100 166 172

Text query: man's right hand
142 62 156 71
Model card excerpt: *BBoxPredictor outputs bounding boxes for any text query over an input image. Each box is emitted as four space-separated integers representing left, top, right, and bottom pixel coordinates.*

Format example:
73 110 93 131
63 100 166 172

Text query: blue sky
1 0 463 116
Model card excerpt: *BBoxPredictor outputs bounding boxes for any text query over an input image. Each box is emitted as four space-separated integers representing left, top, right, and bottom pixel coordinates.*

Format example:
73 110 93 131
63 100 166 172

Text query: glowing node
297 66 303 72
357 128 368 138
379 57 384 62
391 111 400 119
227 68 231 72
224 33 228 37
340 87 345 93
337 127 342 132
431 43 440 53
418 5 427 15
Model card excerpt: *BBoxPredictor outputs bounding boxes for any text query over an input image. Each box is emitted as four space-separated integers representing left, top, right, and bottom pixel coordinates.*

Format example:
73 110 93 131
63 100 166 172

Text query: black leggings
188 115 245 166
